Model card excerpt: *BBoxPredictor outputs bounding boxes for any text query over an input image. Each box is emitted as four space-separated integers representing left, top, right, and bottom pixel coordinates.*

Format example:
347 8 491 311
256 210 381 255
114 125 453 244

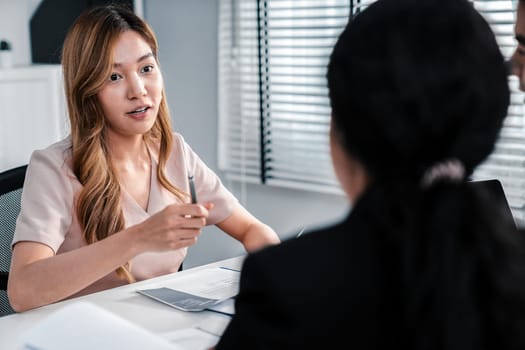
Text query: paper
137 287 225 312
160 312 232 349
137 267 240 312
23 301 182 350
196 312 233 336
161 327 219 350
206 298 235 316
165 266 240 300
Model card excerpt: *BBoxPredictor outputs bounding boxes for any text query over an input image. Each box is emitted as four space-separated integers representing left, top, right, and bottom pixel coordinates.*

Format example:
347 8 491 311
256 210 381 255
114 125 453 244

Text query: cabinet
0 64 67 172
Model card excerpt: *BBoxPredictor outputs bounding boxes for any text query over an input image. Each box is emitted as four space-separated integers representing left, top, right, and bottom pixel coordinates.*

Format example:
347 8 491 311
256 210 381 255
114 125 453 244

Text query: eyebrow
113 52 154 68
516 34 525 46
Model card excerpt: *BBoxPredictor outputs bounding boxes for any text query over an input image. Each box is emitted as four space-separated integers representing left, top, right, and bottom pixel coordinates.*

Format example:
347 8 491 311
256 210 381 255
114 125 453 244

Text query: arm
9 232 139 312
179 136 278 250
8 203 209 312
216 205 280 252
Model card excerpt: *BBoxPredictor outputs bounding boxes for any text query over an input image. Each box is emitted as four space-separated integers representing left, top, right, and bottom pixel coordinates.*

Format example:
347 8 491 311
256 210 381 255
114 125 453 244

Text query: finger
175 228 201 240
176 204 209 219
168 235 198 250
178 216 206 229
180 236 199 242
172 217 206 230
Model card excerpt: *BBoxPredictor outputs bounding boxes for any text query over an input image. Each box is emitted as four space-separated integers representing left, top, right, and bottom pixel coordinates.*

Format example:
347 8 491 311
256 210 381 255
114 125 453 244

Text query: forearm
241 222 281 252
9 202 207 312
8 228 140 312
217 206 281 252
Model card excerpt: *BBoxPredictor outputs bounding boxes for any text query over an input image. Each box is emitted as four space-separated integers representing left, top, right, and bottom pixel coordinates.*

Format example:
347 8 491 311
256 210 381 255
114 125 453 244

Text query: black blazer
216 189 403 349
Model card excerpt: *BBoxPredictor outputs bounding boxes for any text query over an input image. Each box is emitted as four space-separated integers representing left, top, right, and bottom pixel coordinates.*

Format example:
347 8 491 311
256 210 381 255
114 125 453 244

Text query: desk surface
0 255 245 350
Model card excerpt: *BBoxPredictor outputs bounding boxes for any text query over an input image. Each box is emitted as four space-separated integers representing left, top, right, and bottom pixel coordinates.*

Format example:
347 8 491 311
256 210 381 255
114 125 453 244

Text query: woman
215 0 525 348
8 4 280 312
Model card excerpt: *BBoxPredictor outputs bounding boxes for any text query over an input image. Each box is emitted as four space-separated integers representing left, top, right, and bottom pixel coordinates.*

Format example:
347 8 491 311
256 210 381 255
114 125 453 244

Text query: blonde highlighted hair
61 5 186 282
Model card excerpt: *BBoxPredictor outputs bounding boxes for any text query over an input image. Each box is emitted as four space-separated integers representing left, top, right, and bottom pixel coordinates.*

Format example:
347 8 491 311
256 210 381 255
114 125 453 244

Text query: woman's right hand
131 202 212 252
8 202 213 312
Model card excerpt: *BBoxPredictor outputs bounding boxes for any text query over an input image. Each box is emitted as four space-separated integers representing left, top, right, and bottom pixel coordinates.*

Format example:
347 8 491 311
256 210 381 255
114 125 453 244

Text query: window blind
471 0 525 226
218 0 350 193
342 0 525 224
218 0 262 183
218 0 525 222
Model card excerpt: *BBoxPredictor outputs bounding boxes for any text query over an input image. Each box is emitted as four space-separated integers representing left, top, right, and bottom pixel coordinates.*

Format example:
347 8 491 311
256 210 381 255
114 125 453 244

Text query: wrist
118 225 143 258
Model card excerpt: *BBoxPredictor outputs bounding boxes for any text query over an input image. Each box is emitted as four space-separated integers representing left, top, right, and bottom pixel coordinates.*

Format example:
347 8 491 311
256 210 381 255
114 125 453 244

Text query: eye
141 65 154 73
109 73 122 82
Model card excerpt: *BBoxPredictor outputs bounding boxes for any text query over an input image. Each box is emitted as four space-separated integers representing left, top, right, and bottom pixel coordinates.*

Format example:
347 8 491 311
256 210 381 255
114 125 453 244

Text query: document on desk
23 301 182 350
137 267 240 313
160 308 232 349
161 327 219 350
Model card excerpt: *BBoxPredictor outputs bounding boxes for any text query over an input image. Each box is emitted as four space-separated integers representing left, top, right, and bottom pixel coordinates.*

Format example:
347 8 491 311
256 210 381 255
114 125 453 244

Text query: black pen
188 174 198 204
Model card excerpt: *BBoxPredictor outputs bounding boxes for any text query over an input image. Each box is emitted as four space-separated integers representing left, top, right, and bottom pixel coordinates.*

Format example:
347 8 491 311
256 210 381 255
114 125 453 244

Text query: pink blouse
12 132 238 297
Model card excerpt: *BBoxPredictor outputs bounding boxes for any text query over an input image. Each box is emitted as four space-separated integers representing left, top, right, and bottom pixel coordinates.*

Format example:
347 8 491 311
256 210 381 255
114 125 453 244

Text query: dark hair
328 0 525 347
329 0 508 180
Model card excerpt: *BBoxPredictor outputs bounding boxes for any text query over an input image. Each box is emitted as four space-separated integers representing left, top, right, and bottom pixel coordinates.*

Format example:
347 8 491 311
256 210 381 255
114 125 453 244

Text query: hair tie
421 159 465 188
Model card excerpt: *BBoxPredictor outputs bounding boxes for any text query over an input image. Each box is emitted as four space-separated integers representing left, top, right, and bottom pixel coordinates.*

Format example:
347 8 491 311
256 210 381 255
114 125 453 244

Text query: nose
127 74 147 99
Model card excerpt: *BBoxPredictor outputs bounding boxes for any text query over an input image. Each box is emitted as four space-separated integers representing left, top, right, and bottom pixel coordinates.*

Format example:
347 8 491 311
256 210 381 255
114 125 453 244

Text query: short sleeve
176 134 239 225
12 142 75 253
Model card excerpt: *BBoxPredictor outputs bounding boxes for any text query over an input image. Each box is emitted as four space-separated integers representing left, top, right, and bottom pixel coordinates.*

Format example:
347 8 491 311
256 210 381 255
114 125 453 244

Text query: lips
127 106 150 115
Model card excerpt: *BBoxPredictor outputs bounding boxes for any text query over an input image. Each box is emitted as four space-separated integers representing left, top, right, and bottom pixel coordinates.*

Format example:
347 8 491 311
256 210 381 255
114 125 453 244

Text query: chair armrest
0 271 8 291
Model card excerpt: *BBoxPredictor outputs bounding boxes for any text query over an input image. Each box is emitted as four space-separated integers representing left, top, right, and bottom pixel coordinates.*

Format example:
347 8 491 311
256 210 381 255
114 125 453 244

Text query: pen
188 174 198 204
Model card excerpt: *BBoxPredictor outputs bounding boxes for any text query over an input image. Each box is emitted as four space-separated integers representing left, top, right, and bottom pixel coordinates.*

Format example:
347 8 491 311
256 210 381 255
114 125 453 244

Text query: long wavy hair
61 5 186 282
328 0 525 347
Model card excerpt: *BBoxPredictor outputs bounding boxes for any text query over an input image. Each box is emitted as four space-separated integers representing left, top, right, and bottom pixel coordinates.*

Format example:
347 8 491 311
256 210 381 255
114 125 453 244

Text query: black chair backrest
0 164 27 316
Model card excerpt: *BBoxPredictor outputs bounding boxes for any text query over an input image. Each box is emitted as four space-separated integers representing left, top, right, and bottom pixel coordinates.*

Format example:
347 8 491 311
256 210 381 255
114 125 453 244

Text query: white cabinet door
0 65 67 172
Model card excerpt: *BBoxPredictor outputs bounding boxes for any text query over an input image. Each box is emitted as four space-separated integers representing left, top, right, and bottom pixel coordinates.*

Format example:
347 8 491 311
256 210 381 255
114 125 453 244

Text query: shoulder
33 136 71 158
28 137 74 178
243 209 392 282
243 221 347 276
162 131 185 152
172 131 185 144
148 132 187 160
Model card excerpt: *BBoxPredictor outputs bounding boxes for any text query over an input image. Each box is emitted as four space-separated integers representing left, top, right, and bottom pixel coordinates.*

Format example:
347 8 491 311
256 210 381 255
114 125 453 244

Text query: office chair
0 164 27 316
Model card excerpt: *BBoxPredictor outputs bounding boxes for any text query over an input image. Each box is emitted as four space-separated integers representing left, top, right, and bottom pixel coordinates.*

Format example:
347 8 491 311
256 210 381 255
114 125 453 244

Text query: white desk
0 255 245 350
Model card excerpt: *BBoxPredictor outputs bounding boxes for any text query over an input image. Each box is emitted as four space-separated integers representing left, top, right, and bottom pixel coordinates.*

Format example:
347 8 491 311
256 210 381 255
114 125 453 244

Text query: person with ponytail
215 0 525 348
8 4 280 312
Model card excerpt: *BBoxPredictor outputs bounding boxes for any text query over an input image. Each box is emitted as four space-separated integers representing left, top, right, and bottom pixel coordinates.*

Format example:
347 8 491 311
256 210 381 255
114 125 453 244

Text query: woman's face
97 30 163 139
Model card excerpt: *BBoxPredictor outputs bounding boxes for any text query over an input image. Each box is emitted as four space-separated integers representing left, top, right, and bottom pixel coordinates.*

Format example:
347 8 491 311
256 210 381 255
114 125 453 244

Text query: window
218 0 525 225
218 0 350 194
471 0 525 225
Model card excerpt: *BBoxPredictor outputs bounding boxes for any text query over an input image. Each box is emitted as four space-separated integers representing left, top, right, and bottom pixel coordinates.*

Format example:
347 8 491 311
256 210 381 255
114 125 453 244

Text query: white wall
0 0 40 67
0 0 143 67
145 0 349 269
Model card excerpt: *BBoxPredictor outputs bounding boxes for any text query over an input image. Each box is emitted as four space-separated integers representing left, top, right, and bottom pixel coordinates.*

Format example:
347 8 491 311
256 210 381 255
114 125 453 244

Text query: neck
106 133 150 168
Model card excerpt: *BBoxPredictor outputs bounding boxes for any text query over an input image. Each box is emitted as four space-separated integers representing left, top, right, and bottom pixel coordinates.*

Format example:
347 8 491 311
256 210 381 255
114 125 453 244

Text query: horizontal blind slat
471 1 525 222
